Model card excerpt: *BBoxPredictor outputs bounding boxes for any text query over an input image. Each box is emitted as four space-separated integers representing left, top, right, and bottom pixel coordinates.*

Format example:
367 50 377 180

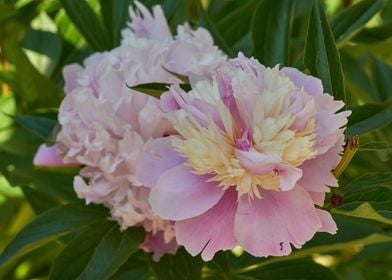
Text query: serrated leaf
60 0 112 51
0 204 107 267
251 0 294 66
331 0 384 46
304 0 345 102
78 226 144 280
12 115 56 140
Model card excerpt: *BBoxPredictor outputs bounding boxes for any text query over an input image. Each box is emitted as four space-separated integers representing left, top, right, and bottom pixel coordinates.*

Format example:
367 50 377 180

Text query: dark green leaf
344 172 392 195
371 57 392 101
251 0 294 66
304 0 345 102
150 248 204 280
200 10 233 57
50 221 114 280
0 204 107 267
78 226 144 280
3 40 63 111
353 22 392 44
99 0 133 46
359 142 392 151
12 115 56 140
239 259 340 280
60 0 112 51
21 186 60 214
215 0 259 48
129 82 191 98
161 66 190 84
347 101 392 136
331 0 384 46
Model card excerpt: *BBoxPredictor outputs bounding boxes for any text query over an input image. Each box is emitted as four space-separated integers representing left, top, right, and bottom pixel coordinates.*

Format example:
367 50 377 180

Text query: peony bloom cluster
34 1 225 261
136 54 351 261
34 2 351 262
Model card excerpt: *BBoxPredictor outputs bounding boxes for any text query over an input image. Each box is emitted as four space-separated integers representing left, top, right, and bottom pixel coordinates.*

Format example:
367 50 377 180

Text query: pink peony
33 2 225 260
136 53 351 261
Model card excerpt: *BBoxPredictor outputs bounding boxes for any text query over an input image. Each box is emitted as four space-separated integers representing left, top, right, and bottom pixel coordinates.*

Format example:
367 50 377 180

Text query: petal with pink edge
33 144 75 167
234 186 322 257
299 144 342 192
150 165 224 220
175 188 237 261
280 67 323 96
316 209 337 234
135 137 184 188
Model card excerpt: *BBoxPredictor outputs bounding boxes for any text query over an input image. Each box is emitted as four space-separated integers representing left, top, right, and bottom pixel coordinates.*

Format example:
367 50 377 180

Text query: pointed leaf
304 0 346 102
331 0 385 46
60 0 112 51
0 204 107 267
251 0 294 66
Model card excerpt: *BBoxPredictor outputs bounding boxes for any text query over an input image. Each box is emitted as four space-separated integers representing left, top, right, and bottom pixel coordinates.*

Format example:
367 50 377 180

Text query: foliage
0 0 391 279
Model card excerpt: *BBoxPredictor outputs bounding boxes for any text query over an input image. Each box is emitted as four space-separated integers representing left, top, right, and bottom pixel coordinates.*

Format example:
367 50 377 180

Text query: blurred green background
0 0 391 279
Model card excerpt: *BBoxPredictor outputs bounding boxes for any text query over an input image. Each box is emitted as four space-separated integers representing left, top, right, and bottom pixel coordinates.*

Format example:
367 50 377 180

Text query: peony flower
34 1 225 260
136 53 351 261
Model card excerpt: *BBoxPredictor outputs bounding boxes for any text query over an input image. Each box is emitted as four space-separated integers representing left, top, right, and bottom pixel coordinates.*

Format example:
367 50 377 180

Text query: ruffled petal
175 188 237 261
135 137 185 188
150 165 224 220
234 186 322 257
33 144 75 167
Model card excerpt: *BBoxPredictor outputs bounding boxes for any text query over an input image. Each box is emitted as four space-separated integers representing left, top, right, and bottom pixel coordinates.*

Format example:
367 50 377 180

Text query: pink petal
33 144 74 167
175 188 237 261
140 231 178 262
234 186 322 257
135 137 184 188
299 144 342 192
63 64 83 93
236 148 302 191
316 209 337 234
149 165 224 220
280 67 323 96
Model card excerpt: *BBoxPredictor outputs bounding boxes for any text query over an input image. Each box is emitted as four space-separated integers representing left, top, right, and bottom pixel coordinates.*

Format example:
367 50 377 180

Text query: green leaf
371 57 392 101
347 101 392 136
78 226 144 280
251 0 294 66
21 186 60 214
12 115 56 140
344 172 392 194
359 142 392 151
199 10 234 57
304 0 346 102
3 40 63 111
129 83 191 98
60 0 112 51
238 259 340 280
335 176 392 225
353 22 392 44
99 0 133 46
150 248 204 280
331 0 384 46
0 204 107 267
50 221 114 280
215 0 259 48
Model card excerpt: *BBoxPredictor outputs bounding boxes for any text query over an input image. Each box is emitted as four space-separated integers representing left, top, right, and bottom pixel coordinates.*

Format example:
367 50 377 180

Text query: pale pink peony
136 53 351 261
33 2 225 260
